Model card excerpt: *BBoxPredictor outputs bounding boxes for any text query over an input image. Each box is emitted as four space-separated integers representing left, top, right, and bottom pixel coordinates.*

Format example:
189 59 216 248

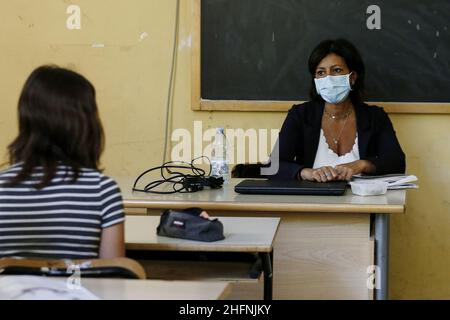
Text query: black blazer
271 100 406 180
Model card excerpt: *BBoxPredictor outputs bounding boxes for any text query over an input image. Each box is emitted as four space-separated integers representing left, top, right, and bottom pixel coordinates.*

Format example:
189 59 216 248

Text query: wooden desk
117 177 406 300
125 216 280 300
82 278 231 300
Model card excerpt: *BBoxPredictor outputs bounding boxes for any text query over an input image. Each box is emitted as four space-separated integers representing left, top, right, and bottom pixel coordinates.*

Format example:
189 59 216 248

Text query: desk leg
374 214 390 300
261 251 273 300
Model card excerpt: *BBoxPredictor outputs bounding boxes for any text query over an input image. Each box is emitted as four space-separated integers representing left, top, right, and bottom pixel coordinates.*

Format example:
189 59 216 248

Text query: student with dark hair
0 66 125 259
272 39 405 182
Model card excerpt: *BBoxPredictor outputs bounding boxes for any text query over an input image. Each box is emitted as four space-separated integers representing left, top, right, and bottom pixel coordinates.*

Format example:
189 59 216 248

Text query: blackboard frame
191 0 450 113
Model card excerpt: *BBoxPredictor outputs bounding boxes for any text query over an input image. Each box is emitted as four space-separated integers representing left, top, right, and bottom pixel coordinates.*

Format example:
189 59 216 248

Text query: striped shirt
0 164 125 260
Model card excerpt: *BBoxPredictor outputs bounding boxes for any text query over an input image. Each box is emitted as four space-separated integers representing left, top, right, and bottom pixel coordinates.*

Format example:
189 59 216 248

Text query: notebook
234 179 347 196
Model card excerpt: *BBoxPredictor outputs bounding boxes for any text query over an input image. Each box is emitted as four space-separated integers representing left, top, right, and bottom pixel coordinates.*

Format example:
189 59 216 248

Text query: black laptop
234 179 347 196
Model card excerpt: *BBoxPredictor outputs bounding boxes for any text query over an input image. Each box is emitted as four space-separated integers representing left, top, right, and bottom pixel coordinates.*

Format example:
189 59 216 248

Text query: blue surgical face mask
314 73 352 104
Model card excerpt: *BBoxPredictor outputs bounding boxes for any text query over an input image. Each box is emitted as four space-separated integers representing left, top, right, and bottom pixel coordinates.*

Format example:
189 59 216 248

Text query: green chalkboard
201 0 450 103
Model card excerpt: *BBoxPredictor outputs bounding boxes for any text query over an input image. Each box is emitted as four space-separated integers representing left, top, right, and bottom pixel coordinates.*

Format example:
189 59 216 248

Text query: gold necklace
325 109 352 146
324 108 352 120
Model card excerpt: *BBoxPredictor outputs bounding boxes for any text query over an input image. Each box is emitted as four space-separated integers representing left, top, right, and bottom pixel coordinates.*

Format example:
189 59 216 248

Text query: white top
313 129 360 169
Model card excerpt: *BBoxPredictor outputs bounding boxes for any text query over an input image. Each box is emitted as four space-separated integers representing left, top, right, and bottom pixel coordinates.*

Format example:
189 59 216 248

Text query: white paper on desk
0 276 100 300
388 184 419 190
352 174 418 189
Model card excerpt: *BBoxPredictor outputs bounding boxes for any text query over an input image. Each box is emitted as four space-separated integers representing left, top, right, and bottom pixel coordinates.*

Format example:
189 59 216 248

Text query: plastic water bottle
211 127 230 182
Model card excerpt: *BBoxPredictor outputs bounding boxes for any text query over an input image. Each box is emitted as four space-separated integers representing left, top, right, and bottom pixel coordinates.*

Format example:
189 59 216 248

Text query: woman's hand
300 167 339 182
299 160 375 182
200 211 210 219
335 160 375 180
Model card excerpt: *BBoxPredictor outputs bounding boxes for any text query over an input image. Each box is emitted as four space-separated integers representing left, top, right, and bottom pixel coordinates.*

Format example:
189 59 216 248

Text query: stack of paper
352 174 418 190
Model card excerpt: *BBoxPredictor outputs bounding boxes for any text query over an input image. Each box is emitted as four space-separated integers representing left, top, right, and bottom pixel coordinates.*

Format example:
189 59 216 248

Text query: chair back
0 257 146 280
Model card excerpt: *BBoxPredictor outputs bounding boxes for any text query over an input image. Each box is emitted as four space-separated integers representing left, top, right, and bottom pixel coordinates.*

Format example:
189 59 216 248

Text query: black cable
133 156 223 194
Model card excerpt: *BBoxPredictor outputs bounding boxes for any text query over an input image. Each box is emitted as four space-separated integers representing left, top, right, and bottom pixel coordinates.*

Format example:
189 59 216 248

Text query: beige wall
0 0 448 299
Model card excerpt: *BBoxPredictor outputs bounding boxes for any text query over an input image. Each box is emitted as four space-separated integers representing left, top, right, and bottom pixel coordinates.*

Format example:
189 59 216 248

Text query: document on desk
352 174 419 190
0 276 100 300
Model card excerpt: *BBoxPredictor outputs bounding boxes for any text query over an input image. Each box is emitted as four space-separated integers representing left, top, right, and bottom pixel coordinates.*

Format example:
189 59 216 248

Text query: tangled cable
132 156 224 194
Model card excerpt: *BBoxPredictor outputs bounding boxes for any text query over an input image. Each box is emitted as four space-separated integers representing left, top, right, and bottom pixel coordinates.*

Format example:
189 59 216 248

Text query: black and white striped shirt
0 164 125 259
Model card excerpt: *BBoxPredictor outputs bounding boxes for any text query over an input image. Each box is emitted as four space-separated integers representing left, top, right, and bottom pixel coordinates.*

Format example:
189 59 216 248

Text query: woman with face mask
272 39 405 182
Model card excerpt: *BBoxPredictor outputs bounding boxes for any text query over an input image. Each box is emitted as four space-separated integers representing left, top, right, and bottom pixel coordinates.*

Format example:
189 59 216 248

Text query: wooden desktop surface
117 177 406 214
82 278 231 300
125 216 280 253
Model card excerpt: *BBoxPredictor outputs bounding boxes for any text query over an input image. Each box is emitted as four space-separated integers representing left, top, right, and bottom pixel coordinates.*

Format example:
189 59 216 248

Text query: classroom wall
0 0 448 299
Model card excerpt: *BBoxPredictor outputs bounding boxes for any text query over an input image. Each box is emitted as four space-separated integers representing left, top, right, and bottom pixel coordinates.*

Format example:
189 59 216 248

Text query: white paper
352 174 418 190
0 276 100 300
387 184 419 190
